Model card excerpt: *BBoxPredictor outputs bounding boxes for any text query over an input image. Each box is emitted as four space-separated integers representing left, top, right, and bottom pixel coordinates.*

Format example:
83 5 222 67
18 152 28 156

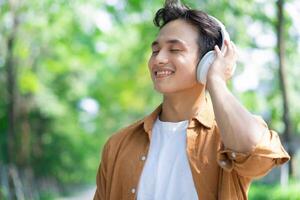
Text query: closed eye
152 50 160 55
170 49 182 52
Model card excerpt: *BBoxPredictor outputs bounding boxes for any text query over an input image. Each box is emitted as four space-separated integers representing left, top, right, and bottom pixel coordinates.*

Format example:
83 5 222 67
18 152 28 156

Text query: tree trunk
276 0 293 185
5 1 21 199
5 13 18 166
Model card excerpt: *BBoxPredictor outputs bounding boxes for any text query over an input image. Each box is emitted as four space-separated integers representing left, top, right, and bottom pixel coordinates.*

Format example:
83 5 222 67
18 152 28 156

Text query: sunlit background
0 0 299 199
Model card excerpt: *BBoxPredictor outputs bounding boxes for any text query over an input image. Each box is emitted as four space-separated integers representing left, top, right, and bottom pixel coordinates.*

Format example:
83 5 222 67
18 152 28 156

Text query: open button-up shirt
94 98 290 200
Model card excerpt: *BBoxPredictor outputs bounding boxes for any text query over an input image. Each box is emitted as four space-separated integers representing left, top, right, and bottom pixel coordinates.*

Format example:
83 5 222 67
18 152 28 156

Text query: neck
160 84 206 122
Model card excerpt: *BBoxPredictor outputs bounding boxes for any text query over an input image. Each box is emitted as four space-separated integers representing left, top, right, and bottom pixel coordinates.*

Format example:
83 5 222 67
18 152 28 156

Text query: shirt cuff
217 116 290 178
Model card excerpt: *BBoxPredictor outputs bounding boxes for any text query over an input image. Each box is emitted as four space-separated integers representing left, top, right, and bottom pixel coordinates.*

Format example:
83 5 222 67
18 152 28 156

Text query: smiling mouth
154 70 175 78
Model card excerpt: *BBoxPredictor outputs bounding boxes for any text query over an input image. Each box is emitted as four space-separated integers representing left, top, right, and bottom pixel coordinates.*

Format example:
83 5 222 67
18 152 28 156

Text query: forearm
207 78 266 153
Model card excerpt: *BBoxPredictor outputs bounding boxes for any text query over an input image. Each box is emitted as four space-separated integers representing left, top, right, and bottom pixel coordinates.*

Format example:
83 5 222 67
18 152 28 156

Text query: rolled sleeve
217 116 290 178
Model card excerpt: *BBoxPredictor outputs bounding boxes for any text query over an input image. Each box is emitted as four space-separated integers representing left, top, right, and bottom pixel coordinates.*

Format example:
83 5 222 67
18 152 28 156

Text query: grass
249 180 300 200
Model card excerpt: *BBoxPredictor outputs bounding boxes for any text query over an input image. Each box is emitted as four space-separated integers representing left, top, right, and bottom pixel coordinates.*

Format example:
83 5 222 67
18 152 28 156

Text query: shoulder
102 104 161 158
102 118 146 158
106 119 145 146
104 105 161 148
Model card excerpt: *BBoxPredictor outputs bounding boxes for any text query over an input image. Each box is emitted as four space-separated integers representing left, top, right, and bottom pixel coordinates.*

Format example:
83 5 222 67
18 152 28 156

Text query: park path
56 187 95 200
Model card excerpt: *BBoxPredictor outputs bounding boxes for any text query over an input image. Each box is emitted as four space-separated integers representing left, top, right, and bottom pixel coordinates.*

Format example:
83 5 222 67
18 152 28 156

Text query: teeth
156 70 173 76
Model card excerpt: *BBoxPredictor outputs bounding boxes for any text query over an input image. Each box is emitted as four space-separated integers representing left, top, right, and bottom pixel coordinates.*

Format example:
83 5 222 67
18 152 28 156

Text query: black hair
153 0 222 59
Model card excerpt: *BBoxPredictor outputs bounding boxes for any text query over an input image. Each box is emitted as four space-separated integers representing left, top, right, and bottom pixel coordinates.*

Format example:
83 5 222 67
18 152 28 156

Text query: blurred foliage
0 0 299 197
249 180 300 200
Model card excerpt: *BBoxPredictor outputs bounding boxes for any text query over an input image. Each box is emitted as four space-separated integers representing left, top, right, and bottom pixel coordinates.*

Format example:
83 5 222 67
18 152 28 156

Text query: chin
154 85 187 95
154 83 204 95
154 85 176 94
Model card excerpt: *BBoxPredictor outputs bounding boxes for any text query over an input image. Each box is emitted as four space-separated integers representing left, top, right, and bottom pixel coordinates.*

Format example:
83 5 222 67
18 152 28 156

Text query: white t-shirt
137 117 198 200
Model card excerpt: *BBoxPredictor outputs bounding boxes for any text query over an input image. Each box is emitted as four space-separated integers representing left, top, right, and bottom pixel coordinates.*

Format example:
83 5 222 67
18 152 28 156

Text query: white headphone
196 15 236 84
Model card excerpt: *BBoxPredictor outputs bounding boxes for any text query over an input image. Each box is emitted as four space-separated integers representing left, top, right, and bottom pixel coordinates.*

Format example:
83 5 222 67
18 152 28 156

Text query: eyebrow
151 39 187 48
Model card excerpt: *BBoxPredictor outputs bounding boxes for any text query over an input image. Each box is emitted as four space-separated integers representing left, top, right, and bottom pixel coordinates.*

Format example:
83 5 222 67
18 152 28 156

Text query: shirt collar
143 96 215 134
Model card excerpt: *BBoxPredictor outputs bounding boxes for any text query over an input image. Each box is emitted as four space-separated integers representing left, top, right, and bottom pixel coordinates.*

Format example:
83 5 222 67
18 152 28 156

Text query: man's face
148 19 201 95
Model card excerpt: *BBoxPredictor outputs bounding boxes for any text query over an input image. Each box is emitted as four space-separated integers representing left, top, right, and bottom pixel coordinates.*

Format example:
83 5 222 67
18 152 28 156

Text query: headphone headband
197 15 234 84
208 15 230 52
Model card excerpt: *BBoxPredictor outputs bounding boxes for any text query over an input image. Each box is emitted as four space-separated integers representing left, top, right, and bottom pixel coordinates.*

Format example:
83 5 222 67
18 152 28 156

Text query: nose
154 50 169 66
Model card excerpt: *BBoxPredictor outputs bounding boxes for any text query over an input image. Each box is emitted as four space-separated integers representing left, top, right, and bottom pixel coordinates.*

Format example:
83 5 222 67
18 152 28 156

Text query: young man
94 1 289 200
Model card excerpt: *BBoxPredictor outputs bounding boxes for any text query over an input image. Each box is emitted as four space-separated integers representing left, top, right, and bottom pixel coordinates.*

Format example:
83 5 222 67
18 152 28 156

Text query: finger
214 45 222 57
224 39 230 46
224 40 234 57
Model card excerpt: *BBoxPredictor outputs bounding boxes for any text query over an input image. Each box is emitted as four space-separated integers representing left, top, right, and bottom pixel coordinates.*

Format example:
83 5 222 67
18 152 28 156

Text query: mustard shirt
94 97 290 200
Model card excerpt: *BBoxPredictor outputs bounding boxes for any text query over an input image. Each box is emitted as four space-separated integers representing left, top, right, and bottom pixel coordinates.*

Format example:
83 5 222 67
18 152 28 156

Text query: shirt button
231 152 236 159
141 155 146 161
131 188 136 194
220 160 227 166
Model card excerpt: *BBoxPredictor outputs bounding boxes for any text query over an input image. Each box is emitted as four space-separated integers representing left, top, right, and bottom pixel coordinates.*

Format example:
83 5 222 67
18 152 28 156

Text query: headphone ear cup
196 51 216 84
